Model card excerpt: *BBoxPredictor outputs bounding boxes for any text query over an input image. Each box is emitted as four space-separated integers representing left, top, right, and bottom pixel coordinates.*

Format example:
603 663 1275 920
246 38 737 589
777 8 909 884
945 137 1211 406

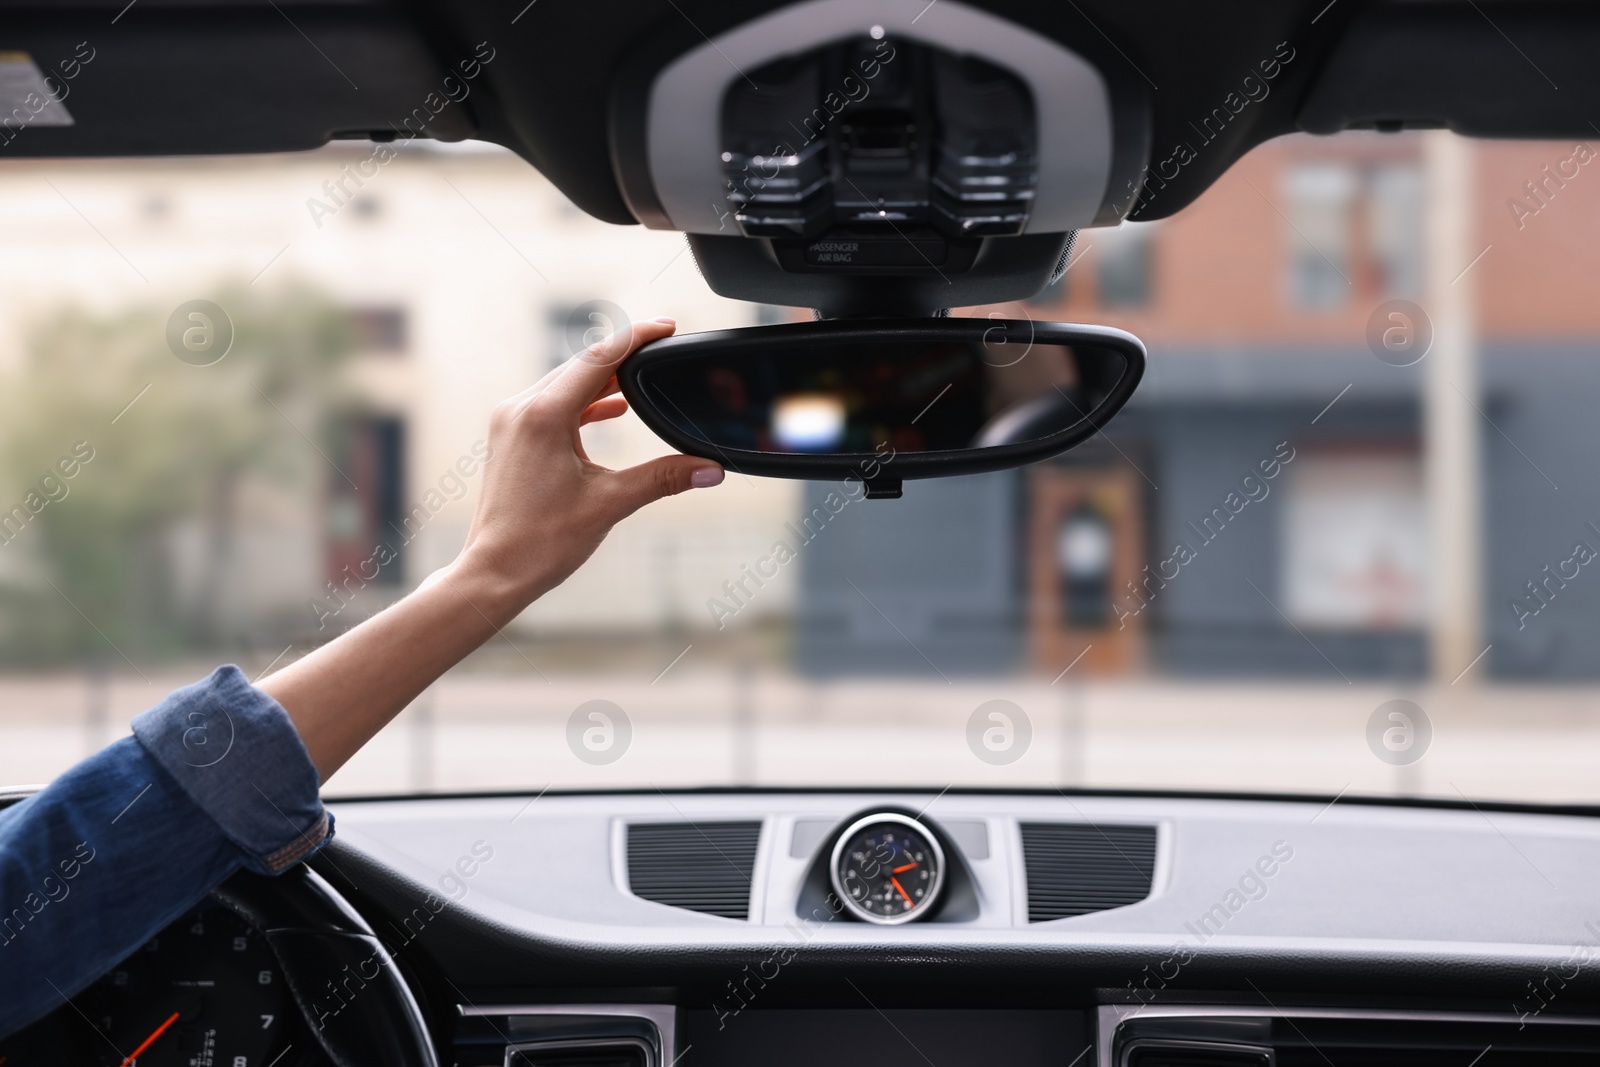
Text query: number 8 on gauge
829 813 946 924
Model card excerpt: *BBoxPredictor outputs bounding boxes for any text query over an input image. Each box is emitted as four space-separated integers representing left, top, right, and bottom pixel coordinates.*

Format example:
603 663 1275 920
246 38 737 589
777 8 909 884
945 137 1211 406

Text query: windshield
0 132 1589 804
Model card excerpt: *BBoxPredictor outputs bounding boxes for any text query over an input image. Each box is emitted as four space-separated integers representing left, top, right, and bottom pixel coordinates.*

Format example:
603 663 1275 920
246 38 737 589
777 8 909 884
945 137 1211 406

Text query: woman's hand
260 315 722 779
454 316 724 610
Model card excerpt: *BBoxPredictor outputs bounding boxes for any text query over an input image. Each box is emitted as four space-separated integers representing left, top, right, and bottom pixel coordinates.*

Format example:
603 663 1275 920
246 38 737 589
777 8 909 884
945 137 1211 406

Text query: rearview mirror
618 318 1145 498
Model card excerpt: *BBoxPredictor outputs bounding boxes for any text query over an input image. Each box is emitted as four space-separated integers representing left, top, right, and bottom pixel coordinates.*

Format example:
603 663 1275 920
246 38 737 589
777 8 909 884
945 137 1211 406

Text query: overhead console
719 37 1039 242
609 0 1151 314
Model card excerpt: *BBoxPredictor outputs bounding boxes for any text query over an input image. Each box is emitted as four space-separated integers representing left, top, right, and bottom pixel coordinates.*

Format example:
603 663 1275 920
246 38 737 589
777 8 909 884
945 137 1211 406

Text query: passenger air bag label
805 238 946 266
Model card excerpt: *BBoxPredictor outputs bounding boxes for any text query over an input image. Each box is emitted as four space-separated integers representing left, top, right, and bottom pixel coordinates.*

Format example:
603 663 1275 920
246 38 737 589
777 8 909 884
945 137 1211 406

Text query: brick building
799 132 1600 681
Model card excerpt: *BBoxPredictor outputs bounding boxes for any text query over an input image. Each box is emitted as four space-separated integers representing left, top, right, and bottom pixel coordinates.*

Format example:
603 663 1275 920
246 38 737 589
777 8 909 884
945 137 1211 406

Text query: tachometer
0 900 293 1067
829 813 946 925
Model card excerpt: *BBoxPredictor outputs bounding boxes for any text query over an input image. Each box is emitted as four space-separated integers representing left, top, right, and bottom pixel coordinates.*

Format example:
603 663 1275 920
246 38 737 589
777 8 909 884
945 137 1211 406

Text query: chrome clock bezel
828 812 947 925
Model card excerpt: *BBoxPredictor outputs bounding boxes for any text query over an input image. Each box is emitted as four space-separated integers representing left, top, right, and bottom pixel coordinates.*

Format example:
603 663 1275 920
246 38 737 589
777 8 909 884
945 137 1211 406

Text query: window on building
348 306 407 353
326 415 406 587
1094 222 1153 308
1369 163 1425 299
1282 450 1428 629
1284 164 1357 308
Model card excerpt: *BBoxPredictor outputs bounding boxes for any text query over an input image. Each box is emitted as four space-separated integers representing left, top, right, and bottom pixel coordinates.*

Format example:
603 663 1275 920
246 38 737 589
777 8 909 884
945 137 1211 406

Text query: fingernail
653 316 677 325
691 466 724 488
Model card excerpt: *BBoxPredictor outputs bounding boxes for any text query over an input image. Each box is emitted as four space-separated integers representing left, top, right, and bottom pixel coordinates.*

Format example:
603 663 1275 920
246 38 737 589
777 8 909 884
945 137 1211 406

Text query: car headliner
1 0 1593 226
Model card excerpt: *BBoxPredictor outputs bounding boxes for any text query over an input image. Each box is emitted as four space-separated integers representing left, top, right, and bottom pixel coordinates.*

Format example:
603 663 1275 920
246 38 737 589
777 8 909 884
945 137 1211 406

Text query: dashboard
8 789 1600 1066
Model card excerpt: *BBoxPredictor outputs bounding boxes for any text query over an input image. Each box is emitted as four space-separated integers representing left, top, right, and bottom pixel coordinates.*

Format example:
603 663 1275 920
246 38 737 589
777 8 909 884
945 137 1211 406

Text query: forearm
260 317 716 781
259 559 526 781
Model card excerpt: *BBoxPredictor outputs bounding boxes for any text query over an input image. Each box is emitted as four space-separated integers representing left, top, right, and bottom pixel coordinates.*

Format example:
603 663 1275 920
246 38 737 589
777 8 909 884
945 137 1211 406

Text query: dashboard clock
829 813 946 924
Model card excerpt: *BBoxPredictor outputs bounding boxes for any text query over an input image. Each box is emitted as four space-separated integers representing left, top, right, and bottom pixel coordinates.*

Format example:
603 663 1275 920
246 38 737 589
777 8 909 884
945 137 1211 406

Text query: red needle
118 1010 180 1067
892 862 918 873
890 876 914 906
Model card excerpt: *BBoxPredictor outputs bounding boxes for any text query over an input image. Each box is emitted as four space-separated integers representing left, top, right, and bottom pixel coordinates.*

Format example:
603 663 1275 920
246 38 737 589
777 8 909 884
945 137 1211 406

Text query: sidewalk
3 668 1597 805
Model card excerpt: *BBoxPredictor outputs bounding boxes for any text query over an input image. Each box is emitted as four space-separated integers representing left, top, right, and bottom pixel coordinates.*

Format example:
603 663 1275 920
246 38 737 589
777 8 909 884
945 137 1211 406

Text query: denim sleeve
0 665 332 1039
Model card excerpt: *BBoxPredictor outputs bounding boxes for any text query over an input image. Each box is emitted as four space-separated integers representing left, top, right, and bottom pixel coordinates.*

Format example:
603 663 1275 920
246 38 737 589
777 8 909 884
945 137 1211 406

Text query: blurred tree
0 284 356 666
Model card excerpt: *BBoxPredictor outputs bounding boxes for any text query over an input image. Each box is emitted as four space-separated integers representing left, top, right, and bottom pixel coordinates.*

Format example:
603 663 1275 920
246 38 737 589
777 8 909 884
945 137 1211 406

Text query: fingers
546 317 676 415
601 453 724 521
580 395 629 426
516 373 622 425
502 319 659 423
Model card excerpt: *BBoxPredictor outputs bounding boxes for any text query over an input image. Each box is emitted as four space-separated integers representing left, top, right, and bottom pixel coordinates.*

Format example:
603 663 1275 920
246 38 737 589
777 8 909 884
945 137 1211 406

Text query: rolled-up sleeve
0 665 332 1039
130 664 331 874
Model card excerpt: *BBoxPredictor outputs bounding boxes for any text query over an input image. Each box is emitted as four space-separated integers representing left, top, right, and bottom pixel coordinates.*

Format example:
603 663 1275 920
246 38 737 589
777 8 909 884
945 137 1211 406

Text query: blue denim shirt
0 665 332 1038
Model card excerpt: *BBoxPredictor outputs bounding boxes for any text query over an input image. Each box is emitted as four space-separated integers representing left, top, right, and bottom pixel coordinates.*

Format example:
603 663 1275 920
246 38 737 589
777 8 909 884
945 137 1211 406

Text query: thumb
605 454 725 519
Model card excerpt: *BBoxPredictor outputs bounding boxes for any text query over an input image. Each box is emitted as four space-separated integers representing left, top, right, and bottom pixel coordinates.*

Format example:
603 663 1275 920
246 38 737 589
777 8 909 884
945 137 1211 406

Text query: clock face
830 814 946 924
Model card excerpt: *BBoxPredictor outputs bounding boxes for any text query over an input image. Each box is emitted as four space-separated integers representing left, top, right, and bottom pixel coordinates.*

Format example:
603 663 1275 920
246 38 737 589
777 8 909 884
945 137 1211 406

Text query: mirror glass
629 327 1135 457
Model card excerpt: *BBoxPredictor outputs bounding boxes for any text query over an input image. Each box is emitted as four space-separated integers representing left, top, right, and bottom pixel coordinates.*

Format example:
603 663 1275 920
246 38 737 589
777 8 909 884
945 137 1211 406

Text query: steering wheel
216 864 440 1067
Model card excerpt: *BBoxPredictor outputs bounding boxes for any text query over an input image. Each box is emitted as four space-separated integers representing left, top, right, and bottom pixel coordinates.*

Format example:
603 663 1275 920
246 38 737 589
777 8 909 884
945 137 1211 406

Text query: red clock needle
892 862 918 873
118 1010 180 1067
890 876 914 905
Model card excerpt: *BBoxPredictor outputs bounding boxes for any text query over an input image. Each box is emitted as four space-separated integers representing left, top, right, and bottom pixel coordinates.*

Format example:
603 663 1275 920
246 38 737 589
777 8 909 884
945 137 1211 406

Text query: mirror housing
618 318 1144 498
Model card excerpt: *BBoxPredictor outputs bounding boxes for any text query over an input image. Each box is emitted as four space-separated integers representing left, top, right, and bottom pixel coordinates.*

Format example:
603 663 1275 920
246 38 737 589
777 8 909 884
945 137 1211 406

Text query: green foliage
0 284 356 666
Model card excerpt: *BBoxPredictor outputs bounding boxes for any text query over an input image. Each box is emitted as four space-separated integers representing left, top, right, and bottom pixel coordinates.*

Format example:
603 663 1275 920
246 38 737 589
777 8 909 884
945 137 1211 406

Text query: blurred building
5 133 1599 683
800 132 1600 682
0 142 797 647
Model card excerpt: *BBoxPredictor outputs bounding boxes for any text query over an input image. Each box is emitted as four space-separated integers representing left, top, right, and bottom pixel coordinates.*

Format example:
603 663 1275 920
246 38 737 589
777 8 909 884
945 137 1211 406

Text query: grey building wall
792 342 1600 682
1118 345 1426 678
1483 345 1600 680
1123 400 1426 680
795 471 1023 677
1142 343 1600 681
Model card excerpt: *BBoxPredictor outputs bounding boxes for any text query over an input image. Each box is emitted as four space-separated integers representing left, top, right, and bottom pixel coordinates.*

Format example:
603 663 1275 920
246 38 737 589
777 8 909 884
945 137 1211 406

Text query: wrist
439 549 546 626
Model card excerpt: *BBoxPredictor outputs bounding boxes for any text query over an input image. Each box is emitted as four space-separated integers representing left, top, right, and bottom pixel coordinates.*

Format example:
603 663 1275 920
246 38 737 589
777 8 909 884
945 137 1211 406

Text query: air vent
508 1037 653 1066
626 821 762 919
1020 822 1157 922
1111 1010 1600 1066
